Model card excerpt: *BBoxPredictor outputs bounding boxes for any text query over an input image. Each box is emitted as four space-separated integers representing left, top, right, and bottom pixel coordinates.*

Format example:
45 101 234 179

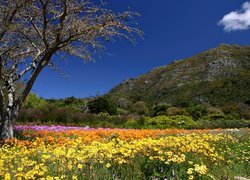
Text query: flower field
0 126 249 180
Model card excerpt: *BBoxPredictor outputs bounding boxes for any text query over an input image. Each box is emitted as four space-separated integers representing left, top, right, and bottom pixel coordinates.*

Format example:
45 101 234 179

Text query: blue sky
33 0 250 99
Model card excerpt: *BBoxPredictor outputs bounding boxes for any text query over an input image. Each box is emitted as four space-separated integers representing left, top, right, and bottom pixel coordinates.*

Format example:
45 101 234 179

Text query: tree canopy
0 0 142 139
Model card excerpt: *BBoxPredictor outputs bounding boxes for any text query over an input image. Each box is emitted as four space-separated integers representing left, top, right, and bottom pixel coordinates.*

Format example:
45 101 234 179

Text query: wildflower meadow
0 126 249 179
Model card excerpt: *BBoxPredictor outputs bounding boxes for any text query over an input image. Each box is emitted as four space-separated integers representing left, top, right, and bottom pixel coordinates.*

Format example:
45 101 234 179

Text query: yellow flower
106 163 111 168
188 161 193 165
187 168 193 174
61 175 66 179
165 151 173 157
17 167 23 171
4 173 11 180
68 164 73 170
72 174 78 180
77 163 83 169
38 171 45 176
188 175 194 180
46 176 54 180
194 164 207 175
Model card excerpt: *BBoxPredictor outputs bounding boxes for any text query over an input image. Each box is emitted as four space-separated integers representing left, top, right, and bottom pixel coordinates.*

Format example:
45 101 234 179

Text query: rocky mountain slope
107 44 250 107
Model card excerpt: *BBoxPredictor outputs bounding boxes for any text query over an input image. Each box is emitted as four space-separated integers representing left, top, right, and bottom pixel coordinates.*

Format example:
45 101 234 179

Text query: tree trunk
0 103 19 140
0 106 19 140
0 82 19 140
0 118 14 139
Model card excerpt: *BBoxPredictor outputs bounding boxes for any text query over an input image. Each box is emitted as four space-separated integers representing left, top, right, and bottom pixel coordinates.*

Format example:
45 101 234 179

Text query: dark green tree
87 96 117 115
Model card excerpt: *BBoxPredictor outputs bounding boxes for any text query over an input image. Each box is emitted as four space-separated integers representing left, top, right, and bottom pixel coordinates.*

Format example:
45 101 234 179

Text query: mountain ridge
107 44 250 108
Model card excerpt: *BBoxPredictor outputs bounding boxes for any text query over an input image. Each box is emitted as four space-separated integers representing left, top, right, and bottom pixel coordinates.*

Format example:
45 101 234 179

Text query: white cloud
218 2 250 31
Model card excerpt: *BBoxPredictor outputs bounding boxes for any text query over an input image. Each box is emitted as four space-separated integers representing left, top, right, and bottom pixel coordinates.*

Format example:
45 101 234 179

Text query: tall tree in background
0 0 142 139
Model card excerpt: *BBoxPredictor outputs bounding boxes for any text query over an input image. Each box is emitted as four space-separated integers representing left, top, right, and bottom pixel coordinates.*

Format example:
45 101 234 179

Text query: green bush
186 104 207 120
116 108 129 115
123 119 139 128
132 101 149 115
197 114 250 129
207 106 224 115
63 96 77 105
166 107 189 116
144 115 196 129
24 93 47 109
123 116 145 129
87 96 117 115
152 103 171 116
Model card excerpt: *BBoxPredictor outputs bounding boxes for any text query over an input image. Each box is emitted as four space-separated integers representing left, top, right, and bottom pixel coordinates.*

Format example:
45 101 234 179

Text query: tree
0 0 142 139
87 96 117 115
23 93 47 109
132 101 149 115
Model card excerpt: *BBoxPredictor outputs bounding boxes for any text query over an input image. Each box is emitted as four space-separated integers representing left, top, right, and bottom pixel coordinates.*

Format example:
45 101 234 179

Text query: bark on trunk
0 90 19 140
0 107 19 140
0 118 14 139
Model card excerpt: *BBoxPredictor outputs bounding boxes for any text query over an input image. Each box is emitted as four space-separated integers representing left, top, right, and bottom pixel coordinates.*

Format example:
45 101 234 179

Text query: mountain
107 44 250 108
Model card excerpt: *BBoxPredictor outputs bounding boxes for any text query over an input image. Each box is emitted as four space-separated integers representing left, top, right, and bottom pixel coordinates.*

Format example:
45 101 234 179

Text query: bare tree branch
0 0 142 139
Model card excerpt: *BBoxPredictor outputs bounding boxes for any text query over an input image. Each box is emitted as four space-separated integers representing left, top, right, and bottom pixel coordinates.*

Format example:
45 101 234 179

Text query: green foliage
242 109 250 120
123 119 139 128
166 107 189 116
87 96 117 115
221 103 240 118
116 97 132 109
23 93 47 109
94 113 126 127
63 96 77 105
107 44 250 119
123 116 145 129
18 92 250 129
116 108 129 115
152 103 171 116
207 106 224 115
197 114 250 129
45 97 87 112
144 115 197 129
132 101 149 115
186 104 207 120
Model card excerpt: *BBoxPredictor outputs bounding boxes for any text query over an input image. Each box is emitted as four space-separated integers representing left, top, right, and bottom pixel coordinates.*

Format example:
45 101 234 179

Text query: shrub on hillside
132 101 149 115
166 107 189 116
87 96 117 115
221 104 239 117
63 96 77 105
242 109 250 120
117 97 132 109
207 106 224 115
144 115 196 129
197 114 250 129
152 103 171 116
186 104 207 120
123 117 145 129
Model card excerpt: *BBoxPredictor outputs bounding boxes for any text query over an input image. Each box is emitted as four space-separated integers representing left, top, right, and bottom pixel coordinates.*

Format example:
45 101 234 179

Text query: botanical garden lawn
0 126 249 180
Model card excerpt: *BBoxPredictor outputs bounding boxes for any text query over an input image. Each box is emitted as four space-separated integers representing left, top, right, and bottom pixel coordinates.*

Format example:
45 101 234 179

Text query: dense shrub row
17 94 250 129
18 105 250 129
124 115 249 129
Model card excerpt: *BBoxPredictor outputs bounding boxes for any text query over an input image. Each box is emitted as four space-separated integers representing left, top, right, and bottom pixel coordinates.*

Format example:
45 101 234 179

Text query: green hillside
18 44 250 128
108 44 250 108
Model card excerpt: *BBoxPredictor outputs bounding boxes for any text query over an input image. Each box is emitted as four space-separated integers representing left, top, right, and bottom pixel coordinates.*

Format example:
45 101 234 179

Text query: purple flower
14 125 97 132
